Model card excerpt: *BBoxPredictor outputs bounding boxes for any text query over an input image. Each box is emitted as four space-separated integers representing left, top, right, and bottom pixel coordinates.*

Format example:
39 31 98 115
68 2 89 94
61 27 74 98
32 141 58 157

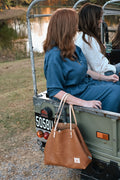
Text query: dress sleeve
44 50 65 98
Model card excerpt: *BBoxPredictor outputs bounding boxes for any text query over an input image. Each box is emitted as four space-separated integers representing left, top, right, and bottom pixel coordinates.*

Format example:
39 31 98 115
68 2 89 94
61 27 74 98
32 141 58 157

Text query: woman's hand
106 74 119 82
54 91 102 109
81 100 102 109
87 69 119 82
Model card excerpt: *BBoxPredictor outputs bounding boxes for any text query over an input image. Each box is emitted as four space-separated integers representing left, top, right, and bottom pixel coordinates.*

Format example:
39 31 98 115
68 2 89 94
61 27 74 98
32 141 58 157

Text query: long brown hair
43 8 78 60
112 23 120 49
78 3 105 55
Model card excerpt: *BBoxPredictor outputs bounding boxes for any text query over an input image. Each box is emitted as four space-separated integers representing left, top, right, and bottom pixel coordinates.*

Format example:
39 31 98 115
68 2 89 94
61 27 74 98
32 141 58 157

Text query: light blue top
44 46 93 97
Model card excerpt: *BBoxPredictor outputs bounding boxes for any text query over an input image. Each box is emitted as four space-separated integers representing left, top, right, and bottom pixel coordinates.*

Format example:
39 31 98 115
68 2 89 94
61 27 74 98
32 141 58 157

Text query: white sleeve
75 34 116 74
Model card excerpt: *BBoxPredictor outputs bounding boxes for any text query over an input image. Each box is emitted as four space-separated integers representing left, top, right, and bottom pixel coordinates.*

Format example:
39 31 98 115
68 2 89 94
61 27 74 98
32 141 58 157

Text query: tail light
44 132 49 139
37 130 49 140
96 131 109 140
37 130 44 138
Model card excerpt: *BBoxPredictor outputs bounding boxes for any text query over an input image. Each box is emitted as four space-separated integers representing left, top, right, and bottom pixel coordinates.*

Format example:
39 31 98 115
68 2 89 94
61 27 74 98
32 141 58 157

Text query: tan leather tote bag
44 93 92 169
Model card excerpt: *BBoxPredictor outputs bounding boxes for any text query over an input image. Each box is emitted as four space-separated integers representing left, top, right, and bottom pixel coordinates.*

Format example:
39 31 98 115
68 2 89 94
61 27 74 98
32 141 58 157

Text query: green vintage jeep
27 0 120 179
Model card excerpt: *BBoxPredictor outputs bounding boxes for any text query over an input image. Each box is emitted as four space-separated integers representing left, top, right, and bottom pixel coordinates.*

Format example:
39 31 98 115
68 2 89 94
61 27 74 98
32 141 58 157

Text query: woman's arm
54 90 102 109
87 69 119 82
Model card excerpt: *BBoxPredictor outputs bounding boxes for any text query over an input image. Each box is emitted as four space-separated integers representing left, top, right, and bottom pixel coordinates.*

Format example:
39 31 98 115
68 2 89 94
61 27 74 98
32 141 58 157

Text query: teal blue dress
44 46 120 113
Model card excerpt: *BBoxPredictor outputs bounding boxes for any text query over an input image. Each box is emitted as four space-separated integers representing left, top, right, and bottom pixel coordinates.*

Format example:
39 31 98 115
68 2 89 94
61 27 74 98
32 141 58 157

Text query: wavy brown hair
78 3 105 55
43 8 78 60
112 23 120 49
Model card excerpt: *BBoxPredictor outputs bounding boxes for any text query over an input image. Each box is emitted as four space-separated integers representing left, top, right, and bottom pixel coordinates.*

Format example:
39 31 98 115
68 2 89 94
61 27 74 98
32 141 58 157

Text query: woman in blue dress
43 8 120 113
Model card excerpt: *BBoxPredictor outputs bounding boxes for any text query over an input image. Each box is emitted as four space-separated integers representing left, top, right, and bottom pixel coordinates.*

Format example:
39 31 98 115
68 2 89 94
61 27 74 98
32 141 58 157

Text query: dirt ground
0 130 81 180
0 7 26 21
0 57 81 179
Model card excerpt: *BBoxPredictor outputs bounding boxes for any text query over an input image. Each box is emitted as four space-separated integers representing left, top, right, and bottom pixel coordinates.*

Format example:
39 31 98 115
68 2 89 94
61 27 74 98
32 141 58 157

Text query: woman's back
75 32 116 74
76 2 118 76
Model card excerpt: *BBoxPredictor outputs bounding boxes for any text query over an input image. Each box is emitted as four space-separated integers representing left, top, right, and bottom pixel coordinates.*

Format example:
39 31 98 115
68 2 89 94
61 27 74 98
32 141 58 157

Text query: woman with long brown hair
75 3 120 80
44 8 120 112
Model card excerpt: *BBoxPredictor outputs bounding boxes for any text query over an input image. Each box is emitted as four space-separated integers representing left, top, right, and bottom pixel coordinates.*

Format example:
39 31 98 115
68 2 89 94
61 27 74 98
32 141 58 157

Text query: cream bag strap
53 93 77 138
54 93 69 123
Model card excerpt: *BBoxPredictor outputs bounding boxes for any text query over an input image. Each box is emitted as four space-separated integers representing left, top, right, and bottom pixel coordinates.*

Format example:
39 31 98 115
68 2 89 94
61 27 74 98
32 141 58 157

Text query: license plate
35 113 54 132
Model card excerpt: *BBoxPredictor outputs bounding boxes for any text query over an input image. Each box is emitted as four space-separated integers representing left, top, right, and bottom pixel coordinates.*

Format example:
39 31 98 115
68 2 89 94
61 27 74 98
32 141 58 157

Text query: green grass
0 56 46 153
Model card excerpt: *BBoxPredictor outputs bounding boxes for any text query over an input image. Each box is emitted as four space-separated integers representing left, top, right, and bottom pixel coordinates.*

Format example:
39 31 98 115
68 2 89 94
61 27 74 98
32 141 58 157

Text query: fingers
108 74 119 82
113 78 119 82
94 105 102 109
93 101 102 109
113 74 119 78
112 74 119 82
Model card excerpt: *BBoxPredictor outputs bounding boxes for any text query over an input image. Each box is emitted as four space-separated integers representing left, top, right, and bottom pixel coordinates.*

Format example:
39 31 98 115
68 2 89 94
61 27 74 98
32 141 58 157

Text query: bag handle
54 93 69 123
69 104 77 137
70 104 77 125
53 94 77 138
54 93 69 136
54 94 77 125
69 104 72 137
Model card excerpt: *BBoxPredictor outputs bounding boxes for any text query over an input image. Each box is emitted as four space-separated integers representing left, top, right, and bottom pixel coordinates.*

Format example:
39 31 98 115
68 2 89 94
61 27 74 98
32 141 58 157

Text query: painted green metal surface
33 92 120 166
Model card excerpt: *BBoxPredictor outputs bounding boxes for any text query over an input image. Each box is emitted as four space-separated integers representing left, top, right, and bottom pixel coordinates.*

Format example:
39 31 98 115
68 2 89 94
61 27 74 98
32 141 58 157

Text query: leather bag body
44 94 92 169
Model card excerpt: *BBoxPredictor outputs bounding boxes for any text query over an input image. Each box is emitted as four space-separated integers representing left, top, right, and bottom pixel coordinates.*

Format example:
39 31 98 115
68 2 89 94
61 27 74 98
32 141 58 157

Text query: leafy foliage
0 22 17 49
5 0 33 6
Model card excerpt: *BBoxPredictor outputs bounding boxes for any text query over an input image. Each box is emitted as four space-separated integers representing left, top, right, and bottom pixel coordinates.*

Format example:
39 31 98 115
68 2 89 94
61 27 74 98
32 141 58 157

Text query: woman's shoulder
75 32 83 42
45 47 62 64
46 46 60 56
75 32 95 47
76 32 96 41
45 47 61 59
